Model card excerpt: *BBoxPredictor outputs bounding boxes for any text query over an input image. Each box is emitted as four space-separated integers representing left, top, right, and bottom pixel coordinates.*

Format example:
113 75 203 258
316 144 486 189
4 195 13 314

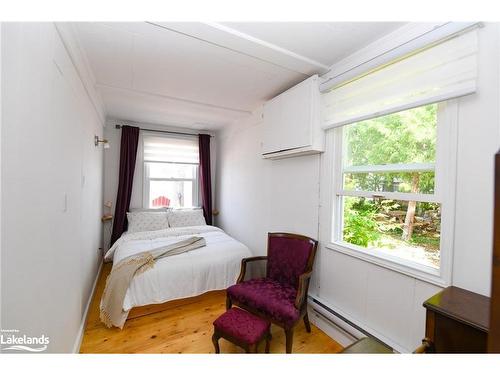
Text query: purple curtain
111 126 140 245
199 134 212 225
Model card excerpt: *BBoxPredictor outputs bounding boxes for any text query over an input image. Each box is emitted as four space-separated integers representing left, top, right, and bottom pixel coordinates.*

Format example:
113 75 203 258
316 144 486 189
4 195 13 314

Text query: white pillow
167 208 206 228
127 211 169 233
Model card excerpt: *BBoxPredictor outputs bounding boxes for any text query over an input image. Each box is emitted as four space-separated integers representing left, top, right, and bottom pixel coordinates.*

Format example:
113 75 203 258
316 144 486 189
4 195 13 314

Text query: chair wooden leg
226 296 232 310
245 343 257 353
212 332 220 354
265 332 271 353
285 328 294 354
303 312 311 333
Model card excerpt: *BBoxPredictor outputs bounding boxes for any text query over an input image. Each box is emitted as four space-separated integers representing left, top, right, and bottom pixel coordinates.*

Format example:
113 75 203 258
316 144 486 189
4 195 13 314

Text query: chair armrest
237 256 267 283
294 270 313 309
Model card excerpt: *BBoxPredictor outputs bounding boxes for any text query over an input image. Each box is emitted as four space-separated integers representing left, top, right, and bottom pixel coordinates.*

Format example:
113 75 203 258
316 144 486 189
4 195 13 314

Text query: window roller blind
322 30 478 129
143 135 199 164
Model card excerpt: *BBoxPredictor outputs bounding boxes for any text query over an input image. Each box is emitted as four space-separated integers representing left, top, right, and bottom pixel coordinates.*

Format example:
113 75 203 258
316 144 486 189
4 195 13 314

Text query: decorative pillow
126 211 169 233
167 208 207 228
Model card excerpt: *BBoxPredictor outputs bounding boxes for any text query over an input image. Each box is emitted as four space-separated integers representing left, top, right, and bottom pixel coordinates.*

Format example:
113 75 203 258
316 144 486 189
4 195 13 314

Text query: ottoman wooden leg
213 307 272 354
304 312 311 333
212 331 221 354
285 328 294 354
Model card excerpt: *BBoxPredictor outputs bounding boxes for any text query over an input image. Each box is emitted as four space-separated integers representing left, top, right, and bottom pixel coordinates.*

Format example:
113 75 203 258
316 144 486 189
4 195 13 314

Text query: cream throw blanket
100 236 206 329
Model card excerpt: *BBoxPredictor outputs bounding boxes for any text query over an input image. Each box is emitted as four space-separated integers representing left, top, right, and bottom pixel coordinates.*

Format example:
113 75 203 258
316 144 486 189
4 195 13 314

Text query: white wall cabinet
262 74 324 159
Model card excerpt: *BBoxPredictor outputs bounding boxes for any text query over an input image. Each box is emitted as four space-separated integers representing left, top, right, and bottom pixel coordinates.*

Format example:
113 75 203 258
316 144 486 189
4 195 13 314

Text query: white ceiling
221 22 405 66
75 22 405 130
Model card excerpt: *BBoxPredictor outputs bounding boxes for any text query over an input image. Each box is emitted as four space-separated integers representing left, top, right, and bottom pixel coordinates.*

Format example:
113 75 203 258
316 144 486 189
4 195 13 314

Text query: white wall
102 120 217 250
215 109 321 265
216 23 500 352
1 23 104 353
452 24 500 293
0 21 3 332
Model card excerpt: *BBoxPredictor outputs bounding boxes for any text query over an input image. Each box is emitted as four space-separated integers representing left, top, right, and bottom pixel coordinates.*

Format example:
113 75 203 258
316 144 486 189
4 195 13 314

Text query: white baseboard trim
309 294 406 353
309 305 359 348
72 260 103 353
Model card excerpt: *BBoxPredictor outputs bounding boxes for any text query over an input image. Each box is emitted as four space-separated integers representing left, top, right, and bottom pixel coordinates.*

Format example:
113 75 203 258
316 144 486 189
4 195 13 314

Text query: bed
104 224 251 313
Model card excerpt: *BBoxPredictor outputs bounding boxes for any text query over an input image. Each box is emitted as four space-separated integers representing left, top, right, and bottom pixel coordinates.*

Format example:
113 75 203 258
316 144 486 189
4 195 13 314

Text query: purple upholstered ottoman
212 307 271 353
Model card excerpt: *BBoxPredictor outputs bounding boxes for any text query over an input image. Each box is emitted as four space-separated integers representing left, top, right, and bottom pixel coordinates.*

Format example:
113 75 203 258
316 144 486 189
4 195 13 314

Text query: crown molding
54 22 106 126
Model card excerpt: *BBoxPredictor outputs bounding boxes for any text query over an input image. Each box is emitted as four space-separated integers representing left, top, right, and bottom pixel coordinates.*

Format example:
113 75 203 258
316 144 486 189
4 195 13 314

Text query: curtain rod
115 124 214 138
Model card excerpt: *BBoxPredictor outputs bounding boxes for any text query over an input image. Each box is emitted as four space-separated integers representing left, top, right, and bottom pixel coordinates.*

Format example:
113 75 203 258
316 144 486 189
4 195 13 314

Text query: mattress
104 225 252 311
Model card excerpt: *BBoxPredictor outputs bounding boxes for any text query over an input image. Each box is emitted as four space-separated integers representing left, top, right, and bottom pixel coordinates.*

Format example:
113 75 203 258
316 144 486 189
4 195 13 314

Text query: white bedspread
104 225 251 311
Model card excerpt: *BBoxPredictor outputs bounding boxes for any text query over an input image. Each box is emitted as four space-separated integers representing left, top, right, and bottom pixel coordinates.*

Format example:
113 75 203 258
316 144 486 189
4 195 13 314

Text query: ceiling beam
147 22 329 76
95 83 253 115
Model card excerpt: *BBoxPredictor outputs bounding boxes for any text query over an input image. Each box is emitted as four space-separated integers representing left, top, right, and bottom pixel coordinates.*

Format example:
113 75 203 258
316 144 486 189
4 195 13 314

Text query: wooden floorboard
80 263 343 354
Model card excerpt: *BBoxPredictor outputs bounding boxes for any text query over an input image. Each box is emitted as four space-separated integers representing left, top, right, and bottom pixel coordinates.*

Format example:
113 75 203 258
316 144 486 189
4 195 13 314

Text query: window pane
343 171 435 194
344 104 437 168
340 196 440 268
146 162 197 179
148 180 194 208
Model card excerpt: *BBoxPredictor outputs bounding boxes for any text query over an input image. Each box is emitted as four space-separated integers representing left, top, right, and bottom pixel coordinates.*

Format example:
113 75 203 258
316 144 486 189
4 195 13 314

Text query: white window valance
143 134 199 164
322 29 478 129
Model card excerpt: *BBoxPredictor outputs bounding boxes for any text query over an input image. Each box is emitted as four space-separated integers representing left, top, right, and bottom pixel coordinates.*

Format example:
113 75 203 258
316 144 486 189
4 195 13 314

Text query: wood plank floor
80 263 343 354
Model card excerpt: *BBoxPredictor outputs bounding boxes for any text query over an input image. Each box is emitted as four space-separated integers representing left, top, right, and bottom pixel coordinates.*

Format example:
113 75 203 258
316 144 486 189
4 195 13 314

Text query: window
322 31 475 285
143 134 199 209
330 103 457 282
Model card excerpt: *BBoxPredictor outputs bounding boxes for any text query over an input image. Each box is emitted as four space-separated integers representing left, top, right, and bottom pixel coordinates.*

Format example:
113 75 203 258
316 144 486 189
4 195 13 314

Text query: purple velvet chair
226 232 318 353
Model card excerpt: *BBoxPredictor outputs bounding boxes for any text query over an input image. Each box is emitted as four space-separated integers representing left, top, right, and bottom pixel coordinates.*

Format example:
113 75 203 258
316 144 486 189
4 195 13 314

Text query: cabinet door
262 94 285 154
280 82 313 150
262 78 314 155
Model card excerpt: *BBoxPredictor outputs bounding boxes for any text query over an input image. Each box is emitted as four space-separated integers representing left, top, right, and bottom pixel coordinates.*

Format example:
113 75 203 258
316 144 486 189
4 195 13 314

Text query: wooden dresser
488 150 500 352
423 286 490 353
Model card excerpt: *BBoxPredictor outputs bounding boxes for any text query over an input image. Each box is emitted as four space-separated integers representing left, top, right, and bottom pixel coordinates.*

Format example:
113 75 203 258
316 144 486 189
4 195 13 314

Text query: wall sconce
94 135 110 149
104 200 112 214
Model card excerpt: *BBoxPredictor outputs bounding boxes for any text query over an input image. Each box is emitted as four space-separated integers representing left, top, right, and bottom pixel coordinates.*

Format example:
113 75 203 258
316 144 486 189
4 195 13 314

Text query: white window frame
142 136 200 209
326 101 458 287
